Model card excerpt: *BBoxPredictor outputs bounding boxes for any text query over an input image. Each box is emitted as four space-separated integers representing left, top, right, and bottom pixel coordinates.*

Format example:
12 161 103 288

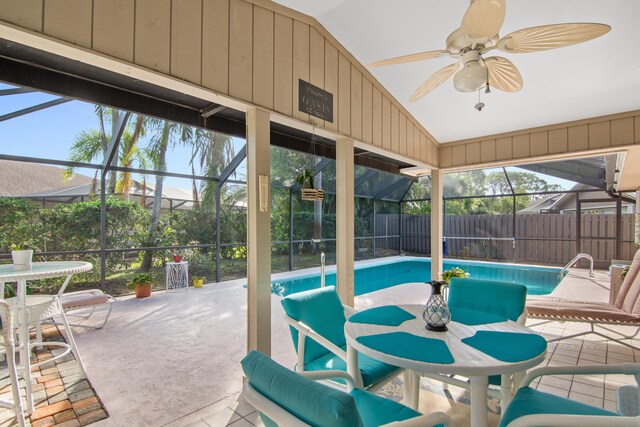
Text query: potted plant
296 169 324 201
10 242 34 268
193 276 204 288
128 273 153 298
172 254 183 263
441 267 469 284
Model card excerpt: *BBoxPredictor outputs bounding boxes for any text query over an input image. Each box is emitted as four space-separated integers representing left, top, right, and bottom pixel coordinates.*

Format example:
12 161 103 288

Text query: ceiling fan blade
409 62 461 102
368 50 448 67
461 0 506 39
484 56 523 92
498 23 611 53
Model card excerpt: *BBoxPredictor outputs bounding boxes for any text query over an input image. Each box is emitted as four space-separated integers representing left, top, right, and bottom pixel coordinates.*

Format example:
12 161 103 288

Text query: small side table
166 261 189 292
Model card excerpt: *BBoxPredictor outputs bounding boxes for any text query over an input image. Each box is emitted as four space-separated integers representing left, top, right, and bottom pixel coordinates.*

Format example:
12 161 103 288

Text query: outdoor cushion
526 297 640 322
304 345 400 388
349 305 416 326
281 286 347 365
356 332 454 364
350 388 421 427
451 307 507 325
61 290 110 308
499 386 619 427
461 331 547 363
241 350 364 427
615 249 640 311
449 278 527 322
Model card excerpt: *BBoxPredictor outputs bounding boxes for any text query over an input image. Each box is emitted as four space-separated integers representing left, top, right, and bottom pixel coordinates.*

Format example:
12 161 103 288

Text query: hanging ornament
299 122 324 201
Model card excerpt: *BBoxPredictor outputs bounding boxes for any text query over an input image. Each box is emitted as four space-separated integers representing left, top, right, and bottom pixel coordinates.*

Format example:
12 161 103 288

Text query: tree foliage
404 170 563 215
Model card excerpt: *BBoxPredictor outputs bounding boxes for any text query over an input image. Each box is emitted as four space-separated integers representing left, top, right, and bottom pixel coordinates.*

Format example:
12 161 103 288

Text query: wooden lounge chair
526 250 640 351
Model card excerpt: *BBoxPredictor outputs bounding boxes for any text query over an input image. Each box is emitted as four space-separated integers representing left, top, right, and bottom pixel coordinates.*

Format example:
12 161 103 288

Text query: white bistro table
344 304 546 427
0 261 92 413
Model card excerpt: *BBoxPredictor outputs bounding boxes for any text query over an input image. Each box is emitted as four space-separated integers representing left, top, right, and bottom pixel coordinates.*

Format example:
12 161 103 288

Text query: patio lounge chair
499 363 640 426
281 286 402 392
241 350 455 427
59 289 115 329
526 249 640 351
427 278 528 410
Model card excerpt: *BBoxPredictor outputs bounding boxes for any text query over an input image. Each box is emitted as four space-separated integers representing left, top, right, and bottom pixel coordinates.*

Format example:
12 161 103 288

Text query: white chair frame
0 300 27 427
283 304 402 392
56 289 116 330
242 369 456 427
505 363 640 427
429 310 529 411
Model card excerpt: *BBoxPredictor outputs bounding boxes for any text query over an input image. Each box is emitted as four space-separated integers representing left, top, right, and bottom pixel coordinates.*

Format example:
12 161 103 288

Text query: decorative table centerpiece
423 280 451 331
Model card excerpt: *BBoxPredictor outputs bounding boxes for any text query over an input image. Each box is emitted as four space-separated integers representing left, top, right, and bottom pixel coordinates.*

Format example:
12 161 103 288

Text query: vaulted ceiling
273 0 640 143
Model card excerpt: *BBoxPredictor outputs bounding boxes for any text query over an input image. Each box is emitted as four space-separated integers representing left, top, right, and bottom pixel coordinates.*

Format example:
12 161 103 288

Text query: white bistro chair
0 299 27 427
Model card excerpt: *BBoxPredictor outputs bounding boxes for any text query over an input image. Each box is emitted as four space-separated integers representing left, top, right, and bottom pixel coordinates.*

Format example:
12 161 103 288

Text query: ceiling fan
368 0 610 102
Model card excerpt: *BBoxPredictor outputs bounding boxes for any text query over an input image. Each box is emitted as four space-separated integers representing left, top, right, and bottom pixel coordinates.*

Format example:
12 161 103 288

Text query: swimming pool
271 258 563 297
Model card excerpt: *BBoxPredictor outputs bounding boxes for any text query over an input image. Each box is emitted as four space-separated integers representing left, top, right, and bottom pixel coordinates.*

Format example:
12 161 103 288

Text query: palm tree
187 130 234 210
199 132 235 211
138 119 193 272
65 107 138 195
115 115 147 199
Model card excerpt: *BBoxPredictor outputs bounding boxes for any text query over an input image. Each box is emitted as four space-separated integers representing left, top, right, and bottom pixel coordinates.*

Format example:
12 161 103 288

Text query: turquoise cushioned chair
448 278 527 324
281 286 401 391
499 363 640 426
241 350 455 427
431 278 528 411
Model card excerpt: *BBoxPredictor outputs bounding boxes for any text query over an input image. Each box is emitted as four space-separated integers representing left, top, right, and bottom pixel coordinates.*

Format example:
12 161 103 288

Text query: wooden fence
377 213 636 268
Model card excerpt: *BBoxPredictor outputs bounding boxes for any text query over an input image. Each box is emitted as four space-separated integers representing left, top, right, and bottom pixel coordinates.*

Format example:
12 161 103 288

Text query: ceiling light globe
453 61 487 92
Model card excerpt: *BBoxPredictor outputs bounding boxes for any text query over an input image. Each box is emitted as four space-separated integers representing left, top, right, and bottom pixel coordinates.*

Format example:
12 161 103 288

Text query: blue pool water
271 258 563 297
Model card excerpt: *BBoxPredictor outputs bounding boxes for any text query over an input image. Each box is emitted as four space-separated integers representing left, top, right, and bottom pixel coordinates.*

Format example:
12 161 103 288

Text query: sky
0 82 576 195
0 82 246 191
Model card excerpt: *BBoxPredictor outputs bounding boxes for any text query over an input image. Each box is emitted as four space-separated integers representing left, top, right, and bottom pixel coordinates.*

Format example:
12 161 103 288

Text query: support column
636 189 640 245
616 197 622 259
246 108 271 355
289 190 294 271
336 137 355 307
215 184 221 282
430 169 443 281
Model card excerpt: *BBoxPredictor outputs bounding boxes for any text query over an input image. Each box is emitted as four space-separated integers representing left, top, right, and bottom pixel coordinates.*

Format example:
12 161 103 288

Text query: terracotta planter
135 283 152 298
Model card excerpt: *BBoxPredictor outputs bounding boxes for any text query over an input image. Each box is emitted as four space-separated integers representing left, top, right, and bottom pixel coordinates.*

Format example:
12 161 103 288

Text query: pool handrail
320 252 325 288
560 253 594 278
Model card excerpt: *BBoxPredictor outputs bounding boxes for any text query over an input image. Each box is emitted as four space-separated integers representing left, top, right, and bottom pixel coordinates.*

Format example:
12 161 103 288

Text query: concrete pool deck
0 258 634 427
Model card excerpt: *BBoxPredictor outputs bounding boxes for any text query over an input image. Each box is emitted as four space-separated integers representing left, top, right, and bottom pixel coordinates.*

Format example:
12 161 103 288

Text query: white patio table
0 261 92 413
345 304 547 427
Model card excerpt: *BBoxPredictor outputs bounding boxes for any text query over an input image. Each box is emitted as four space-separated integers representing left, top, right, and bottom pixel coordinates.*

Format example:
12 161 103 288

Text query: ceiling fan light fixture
453 61 487 92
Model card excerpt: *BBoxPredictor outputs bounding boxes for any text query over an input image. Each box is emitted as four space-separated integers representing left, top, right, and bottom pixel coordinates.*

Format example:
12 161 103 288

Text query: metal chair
58 289 115 329
500 363 640 426
428 278 529 411
281 286 402 392
0 299 27 427
241 350 456 427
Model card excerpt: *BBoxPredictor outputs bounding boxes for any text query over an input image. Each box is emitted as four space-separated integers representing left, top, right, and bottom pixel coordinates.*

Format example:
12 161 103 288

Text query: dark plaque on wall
298 79 334 122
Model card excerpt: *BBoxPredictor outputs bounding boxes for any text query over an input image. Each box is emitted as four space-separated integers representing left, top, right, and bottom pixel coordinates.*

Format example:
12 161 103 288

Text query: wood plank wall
439 110 640 169
0 0 439 167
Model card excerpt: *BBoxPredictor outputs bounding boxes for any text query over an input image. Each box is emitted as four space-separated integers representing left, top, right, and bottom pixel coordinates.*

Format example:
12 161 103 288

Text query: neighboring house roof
0 159 93 197
27 179 196 210
0 160 196 209
517 193 562 213
519 183 636 213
